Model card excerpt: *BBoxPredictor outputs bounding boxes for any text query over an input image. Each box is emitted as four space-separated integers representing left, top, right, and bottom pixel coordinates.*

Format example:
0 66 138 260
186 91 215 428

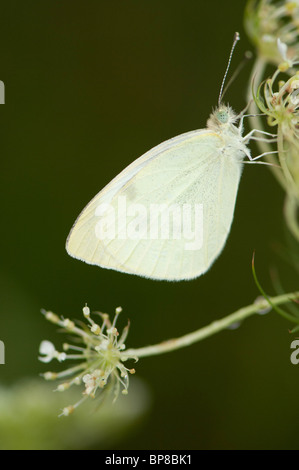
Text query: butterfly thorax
206 104 249 161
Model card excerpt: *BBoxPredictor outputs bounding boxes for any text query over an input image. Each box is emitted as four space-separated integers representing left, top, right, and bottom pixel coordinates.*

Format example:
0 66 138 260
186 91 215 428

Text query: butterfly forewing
66 129 243 280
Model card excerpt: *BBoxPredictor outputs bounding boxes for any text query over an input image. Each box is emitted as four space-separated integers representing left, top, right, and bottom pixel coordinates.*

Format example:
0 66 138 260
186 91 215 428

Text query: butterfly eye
216 111 229 124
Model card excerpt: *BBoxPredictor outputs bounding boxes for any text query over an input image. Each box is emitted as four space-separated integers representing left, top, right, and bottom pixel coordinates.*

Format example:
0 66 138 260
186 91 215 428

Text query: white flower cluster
39 306 137 416
245 0 299 66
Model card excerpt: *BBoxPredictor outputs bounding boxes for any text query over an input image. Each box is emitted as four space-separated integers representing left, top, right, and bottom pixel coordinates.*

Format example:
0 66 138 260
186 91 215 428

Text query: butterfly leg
244 150 279 166
243 128 277 144
249 150 279 161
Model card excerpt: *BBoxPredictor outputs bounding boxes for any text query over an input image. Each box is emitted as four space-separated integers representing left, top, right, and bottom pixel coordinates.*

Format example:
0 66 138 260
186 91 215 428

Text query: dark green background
0 0 298 450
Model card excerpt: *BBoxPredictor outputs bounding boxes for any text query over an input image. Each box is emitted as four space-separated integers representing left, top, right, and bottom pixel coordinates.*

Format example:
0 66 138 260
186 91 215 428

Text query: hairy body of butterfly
66 105 250 281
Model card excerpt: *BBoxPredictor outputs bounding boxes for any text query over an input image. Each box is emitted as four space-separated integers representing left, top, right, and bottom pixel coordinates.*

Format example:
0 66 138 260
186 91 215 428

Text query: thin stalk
276 125 299 241
284 192 299 241
126 292 299 358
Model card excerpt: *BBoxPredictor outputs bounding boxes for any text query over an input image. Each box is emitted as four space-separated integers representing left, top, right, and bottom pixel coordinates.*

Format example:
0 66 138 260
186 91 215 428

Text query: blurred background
0 0 299 450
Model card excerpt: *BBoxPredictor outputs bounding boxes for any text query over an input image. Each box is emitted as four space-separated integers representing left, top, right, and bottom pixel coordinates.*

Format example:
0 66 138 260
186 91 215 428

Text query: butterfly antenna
218 32 240 107
221 50 252 101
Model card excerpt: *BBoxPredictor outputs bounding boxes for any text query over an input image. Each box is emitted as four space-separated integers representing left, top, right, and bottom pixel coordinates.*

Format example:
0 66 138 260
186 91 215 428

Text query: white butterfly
66 34 263 281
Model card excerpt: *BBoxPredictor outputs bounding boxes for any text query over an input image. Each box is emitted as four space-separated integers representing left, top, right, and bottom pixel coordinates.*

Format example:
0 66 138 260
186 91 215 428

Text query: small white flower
277 38 294 71
82 374 95 395
95 339 110 351
39 340 56 363
83 305 90 318
290 89 299 105
277 38 288 62
90 324 101 335
39 340 66 363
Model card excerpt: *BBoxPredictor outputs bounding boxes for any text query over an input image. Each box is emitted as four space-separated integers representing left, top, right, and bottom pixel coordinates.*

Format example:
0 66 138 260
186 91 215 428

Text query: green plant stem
126 292 299 359
277 128 298 197
284 195 299 241
248 57 287 189
276 128 299 241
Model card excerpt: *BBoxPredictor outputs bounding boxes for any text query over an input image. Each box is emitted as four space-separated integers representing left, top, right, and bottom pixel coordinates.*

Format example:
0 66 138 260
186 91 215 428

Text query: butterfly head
207 105 238 131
